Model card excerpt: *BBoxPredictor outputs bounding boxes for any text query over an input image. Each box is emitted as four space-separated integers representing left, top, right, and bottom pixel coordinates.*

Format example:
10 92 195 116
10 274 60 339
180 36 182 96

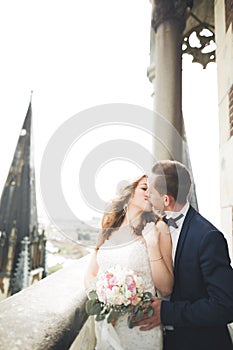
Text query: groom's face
148 175 165 211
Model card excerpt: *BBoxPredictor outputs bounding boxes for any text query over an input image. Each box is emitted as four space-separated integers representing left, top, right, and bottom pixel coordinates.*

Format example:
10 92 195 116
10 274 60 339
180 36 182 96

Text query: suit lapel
174 206 196 271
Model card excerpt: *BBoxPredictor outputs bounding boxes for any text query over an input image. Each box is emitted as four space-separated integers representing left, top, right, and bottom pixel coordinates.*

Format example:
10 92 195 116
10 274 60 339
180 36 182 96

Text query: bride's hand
142 223 160 248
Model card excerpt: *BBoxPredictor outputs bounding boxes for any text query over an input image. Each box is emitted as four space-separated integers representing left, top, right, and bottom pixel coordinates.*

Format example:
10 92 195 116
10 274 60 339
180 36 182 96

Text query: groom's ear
164 194 173 207
163 195 169 206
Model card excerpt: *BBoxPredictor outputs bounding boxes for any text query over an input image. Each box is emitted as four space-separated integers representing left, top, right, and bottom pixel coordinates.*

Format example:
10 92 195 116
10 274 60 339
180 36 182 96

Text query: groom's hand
133 297 162 331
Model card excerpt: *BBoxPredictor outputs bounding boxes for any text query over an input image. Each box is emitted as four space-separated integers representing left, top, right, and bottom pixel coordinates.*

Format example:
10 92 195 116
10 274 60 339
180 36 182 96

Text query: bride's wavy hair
96 175 160 249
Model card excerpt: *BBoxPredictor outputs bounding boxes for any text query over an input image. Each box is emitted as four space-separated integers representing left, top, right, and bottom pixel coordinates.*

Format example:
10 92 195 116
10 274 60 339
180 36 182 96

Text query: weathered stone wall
215 0 233 259
0 256 89 350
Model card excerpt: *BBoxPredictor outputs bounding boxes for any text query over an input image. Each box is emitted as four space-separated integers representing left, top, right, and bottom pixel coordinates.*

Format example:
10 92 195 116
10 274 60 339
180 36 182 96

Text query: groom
135 160 233 350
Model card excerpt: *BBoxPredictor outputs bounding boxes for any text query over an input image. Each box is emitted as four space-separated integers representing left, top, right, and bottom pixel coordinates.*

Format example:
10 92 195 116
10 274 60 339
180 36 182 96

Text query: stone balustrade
0 255 89 350
0 253 232 349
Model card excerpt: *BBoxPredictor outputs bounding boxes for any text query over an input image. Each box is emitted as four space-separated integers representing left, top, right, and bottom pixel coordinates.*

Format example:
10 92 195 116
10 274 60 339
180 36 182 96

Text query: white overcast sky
0 1 220 228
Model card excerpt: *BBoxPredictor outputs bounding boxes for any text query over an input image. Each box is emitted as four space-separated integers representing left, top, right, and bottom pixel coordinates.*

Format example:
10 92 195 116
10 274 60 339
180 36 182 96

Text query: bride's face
129 177 152 212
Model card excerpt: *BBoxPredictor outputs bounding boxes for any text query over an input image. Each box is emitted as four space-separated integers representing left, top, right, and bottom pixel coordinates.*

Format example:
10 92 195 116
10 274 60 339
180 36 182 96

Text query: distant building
0 99 46 300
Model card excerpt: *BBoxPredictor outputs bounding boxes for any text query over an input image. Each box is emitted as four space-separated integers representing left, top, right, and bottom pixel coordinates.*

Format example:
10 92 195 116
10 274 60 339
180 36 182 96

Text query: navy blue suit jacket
161 206 233 350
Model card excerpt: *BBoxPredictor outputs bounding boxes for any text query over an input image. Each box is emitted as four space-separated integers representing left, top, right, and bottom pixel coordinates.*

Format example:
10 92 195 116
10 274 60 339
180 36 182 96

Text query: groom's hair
152 160 191 204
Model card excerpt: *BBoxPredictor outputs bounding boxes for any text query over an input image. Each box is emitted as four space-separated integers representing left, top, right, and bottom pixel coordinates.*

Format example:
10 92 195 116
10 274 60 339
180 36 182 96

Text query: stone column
150 0 191 161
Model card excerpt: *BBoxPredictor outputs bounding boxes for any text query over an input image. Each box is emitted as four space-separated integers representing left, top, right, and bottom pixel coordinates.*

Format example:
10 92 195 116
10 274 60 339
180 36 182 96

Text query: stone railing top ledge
0 254 90 350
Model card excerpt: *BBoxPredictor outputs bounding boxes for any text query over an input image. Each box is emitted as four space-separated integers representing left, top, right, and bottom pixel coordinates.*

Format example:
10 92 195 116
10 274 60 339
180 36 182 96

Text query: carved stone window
182 25 215 68
225 0 233 32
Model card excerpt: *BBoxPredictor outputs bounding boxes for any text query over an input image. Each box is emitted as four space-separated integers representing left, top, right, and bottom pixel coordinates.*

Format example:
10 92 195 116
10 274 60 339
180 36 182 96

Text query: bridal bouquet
85 264 154 328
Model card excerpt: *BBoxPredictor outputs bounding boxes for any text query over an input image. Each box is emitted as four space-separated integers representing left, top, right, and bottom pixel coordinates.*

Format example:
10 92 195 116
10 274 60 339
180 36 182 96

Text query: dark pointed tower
0 96 45 297
11 237 31 294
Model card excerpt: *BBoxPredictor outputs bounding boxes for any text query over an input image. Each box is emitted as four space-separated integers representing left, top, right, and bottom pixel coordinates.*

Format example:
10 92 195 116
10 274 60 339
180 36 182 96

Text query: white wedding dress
94 224 163 350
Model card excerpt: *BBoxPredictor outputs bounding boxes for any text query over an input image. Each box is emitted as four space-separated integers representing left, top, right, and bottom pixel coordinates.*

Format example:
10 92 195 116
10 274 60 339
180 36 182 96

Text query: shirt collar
163 202 189 233
165 202 190 221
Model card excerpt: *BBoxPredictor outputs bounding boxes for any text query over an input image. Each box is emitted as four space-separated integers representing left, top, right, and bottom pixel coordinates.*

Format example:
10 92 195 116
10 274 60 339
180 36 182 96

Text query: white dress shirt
162 202 190 330
165 201 190 263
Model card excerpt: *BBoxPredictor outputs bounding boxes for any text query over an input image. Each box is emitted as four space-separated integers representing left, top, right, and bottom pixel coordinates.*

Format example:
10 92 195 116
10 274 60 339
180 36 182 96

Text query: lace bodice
97 228 156 296
94 224 163 350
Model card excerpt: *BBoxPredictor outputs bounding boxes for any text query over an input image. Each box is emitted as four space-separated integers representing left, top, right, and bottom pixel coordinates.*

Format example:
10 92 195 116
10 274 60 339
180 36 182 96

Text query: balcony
0 255 89 350
0 254 233 349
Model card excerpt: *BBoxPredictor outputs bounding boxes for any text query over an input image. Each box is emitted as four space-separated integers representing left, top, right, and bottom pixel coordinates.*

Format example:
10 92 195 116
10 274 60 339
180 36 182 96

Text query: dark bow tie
163 214 184 228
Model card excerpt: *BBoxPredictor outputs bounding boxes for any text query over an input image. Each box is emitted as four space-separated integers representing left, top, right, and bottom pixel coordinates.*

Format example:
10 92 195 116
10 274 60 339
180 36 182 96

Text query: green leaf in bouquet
135 309 144 322
127 315 134 329
143 291 153 300
85 299 102 315
91 302 102 315
107 309 121 324
85 299 94 314
88 290 98 300
95 313 106 321
131 305 139 316
147 305 154 317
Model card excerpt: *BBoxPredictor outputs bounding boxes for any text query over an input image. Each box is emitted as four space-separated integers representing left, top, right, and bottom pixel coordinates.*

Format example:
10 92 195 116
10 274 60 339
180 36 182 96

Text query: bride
84 175 174 350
